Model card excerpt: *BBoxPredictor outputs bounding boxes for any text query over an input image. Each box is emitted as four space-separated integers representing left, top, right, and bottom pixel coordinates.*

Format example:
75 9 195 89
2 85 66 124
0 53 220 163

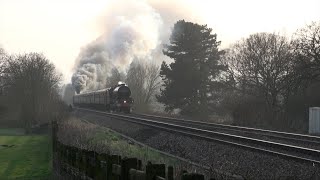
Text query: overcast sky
1 0 320 82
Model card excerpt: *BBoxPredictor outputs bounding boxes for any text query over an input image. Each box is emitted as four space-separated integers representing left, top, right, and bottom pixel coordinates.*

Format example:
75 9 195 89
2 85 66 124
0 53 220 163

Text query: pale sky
1 0 320 82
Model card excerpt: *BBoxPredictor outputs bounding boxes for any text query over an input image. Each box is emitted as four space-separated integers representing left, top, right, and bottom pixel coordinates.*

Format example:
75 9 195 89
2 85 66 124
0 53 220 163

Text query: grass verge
58 118 189 169
90 126 180 166
0 129 52 179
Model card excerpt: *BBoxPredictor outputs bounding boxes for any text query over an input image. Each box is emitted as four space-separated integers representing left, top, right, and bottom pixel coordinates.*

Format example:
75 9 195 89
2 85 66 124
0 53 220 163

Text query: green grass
89 127 179 166
0 130 52 179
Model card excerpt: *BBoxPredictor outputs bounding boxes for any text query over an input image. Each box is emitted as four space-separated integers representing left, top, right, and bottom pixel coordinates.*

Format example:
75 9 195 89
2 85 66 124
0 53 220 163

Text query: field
0 129 52 179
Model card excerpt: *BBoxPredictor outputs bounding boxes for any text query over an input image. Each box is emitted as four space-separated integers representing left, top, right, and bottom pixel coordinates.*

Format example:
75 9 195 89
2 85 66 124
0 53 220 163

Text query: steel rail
132 113 320 145
77 108 320 165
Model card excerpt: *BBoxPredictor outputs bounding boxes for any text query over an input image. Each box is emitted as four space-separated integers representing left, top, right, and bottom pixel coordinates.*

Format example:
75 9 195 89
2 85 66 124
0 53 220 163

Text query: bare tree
282 21 320 131
126 59 161 112
3 53 62 132
224 33 296 127
293 21 320 81
126 60 147 111
144 62 162 105
0 48 7 120
0 48 7 94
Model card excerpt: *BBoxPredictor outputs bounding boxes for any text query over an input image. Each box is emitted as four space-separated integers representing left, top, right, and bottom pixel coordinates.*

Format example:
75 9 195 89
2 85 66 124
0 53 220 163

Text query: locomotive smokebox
113 85 131 97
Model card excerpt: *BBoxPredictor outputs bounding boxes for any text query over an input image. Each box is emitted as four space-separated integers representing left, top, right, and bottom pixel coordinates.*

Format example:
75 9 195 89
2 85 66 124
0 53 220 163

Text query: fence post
100 154 109 180
52 121 57 153
95 153 106 179
66 146 71 165
80 149 88 176
138 160 142 170
107 155 121 180
100 160 107 180
121 158 140 180
75 148 80 171
70 147 76 167
61 145 65 163
129 169 146 180
112 164 122 180
56 142 62 175
87 150 95 178
94 153 100 179
168 166 174 180
67 147 72 178
146 162 166 180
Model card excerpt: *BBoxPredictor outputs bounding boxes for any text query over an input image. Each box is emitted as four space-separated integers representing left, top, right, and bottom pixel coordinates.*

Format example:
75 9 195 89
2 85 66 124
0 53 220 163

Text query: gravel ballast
76 110 320 180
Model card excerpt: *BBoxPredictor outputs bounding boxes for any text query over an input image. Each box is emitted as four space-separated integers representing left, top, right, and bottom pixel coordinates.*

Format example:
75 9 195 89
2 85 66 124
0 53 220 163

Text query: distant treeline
156 20 320 132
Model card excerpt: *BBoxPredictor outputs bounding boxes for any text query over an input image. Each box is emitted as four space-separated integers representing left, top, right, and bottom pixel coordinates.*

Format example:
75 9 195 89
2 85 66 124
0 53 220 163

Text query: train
73 82 133 113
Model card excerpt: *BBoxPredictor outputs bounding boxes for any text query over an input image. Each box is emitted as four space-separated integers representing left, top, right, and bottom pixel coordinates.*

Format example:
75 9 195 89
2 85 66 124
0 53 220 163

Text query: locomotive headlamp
124 100 127 103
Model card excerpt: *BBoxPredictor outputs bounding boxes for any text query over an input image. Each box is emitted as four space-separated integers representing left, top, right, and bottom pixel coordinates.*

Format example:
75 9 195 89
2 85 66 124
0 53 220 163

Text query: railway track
130 113 320 150
76 108 320 166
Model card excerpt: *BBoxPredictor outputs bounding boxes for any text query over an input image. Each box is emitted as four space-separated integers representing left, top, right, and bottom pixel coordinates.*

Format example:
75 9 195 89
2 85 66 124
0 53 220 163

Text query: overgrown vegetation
57 117 180 166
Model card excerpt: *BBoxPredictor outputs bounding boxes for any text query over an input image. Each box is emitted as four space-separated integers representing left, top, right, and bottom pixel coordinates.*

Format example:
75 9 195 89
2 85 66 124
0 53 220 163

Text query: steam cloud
72 0 200 93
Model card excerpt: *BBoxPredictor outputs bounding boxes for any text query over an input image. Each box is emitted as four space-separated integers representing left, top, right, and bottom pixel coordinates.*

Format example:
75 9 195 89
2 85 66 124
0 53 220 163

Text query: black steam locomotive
73 82 133 113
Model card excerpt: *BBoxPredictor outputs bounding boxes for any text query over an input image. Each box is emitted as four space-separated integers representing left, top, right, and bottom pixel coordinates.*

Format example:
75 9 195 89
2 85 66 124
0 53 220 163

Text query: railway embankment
54 117 240 179
75 109 320 179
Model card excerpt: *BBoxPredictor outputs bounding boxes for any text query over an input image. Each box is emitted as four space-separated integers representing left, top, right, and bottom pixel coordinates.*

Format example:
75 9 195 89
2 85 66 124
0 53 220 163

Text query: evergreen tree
157 20 226 117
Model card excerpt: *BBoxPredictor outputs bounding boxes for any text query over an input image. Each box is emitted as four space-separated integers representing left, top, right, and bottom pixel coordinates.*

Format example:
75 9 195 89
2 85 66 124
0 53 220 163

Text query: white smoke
72 0 200 93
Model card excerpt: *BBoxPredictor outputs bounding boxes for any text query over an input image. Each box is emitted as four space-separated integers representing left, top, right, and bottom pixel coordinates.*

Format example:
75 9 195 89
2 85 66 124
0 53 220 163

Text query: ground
0 128 52 179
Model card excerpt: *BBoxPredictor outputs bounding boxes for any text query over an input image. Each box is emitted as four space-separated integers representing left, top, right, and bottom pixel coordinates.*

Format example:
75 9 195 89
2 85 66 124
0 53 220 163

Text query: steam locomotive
73 82 133 113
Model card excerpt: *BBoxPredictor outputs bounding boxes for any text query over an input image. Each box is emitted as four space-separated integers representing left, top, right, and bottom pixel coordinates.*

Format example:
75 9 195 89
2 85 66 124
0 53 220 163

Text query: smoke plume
72 0 200 93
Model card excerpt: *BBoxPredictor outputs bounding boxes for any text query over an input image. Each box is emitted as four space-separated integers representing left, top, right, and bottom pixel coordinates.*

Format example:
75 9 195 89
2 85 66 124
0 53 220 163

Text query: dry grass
56 117 193 171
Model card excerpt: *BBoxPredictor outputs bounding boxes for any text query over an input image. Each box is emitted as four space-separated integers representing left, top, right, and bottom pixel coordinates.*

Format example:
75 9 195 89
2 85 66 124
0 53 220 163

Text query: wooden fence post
100 160 107 180
70 147 76 167
146 162 166 180
94 153 100 179
87 150 95 178
75 148 80 171
80 150 88 176
129 169 146 180
121 158 140 180
65 146 69 165
112 164 122 180
52 121 57 153
95 153 107 179
102 153 109 180
61 145 65 162
56 142 61 174
168 166 174 180
107 155 121 180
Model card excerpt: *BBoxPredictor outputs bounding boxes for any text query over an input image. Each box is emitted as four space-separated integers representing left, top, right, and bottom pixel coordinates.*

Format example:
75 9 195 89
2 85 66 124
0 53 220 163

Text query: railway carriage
73 82 133 113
